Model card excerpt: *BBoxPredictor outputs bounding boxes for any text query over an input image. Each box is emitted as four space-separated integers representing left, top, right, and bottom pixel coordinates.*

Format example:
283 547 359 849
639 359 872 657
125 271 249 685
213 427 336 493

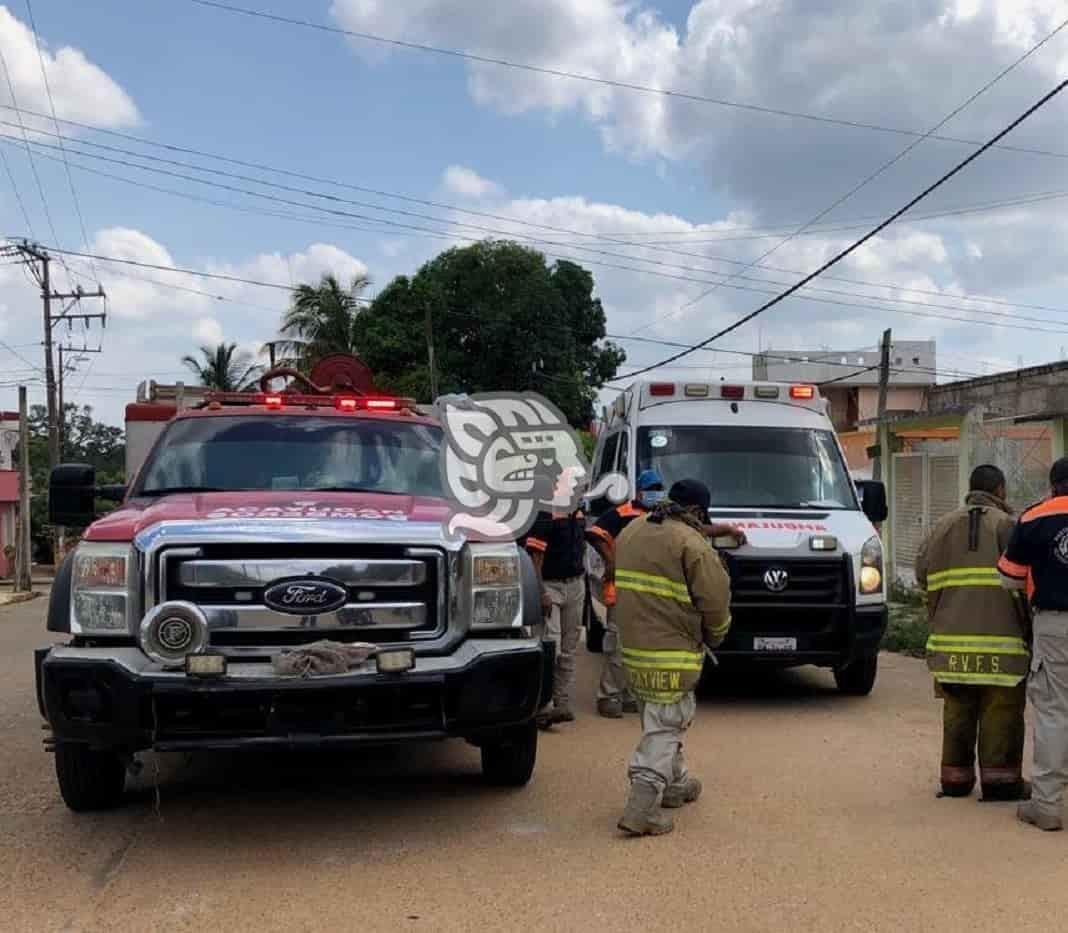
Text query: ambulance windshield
636 425 857 510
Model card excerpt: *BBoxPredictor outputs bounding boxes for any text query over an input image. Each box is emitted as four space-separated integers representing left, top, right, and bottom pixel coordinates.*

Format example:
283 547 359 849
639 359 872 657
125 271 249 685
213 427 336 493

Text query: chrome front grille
155 543 446 643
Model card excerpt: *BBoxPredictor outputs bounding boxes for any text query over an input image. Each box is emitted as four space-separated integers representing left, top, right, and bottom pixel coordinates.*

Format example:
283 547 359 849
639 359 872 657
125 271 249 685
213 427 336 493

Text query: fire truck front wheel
54 743 127 812
480 722 538 787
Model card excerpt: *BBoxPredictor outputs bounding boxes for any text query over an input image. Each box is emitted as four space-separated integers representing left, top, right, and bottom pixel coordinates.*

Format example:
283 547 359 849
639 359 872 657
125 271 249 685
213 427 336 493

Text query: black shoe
938 782 975 799
981 781 1031 802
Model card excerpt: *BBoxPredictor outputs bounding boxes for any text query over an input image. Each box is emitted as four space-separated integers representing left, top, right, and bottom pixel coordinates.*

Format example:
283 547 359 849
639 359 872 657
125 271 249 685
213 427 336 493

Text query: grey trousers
543 576 585 713
597 605 630 702
1029 611 1068 817
628 693 696 795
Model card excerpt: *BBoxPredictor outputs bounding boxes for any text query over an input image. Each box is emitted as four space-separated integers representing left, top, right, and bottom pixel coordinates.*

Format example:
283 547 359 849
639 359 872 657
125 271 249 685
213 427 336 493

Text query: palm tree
277 273 370 367
181 343 262 391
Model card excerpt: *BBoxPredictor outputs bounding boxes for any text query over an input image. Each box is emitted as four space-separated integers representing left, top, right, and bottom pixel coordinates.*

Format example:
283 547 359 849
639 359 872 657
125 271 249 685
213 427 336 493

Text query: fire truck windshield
135 415 444 497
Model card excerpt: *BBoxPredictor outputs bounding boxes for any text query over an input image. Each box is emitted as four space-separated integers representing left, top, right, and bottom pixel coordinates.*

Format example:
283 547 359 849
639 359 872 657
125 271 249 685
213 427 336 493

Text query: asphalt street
2 591 1065 932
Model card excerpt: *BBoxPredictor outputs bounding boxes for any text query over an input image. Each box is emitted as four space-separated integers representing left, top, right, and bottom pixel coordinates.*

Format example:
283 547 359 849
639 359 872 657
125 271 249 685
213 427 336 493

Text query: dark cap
668 478 711 512
1051 457 1068 487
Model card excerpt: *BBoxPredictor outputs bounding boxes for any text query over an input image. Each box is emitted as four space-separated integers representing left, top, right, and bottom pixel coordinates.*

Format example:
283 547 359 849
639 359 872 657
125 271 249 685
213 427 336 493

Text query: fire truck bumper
36 639 553 752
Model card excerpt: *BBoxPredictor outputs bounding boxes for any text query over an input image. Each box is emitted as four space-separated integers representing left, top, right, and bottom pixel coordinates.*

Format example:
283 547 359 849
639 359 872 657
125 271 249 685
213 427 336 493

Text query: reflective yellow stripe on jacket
925 633 1030 687
621 646 704 704
924 566 1001 592
616 569 693 606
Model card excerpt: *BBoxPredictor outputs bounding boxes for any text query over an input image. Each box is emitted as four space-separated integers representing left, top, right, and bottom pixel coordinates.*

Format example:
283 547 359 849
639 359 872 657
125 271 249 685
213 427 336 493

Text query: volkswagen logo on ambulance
263 579 348 616
763 567 789 593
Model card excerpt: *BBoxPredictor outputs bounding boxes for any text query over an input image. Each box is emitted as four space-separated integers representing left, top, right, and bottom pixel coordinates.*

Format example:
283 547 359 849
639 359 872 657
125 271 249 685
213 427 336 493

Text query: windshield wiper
138 486 226 496
308 486 405 494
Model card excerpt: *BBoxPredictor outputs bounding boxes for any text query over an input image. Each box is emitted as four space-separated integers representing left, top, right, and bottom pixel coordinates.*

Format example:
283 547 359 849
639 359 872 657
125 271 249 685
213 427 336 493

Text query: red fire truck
35 356 550 811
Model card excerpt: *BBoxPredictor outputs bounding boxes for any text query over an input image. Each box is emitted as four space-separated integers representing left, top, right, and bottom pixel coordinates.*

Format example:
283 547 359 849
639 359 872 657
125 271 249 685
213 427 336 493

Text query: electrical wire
12 135 1068 336
628 14 1068 336
4 108 1068 322
0 41 78 290
185 0 1068 164
23 0 100 286
619 76 1068 380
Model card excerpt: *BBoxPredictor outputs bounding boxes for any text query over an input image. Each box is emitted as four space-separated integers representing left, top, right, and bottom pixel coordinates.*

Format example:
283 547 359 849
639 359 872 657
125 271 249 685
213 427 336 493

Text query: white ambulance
587 379 888 695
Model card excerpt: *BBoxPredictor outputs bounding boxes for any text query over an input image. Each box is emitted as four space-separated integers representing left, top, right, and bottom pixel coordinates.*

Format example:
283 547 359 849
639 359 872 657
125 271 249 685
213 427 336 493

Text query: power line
0 41 78 291
620 76 1068 380
629 14 1068 337
5 106 1068 323
185 0 1068 164
23 0 100 285
12 134 1068 336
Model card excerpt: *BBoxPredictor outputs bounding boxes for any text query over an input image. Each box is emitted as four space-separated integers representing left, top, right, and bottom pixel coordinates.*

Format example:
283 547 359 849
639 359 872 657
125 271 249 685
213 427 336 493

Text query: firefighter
587 469 667 719
999 457 1068 831
915 464 1031 802
523 506 587 728
614 479 732 837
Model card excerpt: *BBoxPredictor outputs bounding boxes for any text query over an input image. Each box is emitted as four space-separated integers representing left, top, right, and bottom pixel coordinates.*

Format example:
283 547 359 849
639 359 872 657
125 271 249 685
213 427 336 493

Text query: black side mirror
97 484 127 503
856 480 888 525
49 463 97 527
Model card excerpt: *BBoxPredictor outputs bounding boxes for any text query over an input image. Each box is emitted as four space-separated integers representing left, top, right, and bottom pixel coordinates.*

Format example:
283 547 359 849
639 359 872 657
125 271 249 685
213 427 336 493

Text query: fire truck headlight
70 542 136 634
468 543 523 630
860 535 883 595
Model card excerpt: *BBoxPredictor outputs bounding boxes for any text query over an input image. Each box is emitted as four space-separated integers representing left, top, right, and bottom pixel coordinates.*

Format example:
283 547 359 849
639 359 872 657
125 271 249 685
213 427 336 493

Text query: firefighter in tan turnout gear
615 479 733 837
915 465 1032 802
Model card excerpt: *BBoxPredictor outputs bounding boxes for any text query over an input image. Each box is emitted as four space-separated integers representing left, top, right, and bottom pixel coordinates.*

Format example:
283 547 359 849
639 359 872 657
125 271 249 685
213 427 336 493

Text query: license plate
754 637 797 652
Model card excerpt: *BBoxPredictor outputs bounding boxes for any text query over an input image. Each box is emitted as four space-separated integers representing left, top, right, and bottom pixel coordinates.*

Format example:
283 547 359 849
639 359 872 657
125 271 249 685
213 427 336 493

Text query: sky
1 0 1068 427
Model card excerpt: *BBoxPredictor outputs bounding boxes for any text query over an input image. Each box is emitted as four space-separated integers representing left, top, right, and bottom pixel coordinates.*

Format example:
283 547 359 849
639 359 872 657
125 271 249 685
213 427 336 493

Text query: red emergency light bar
790 384 816 400
720 385 744 400
649 383 675 396
264 394 284 409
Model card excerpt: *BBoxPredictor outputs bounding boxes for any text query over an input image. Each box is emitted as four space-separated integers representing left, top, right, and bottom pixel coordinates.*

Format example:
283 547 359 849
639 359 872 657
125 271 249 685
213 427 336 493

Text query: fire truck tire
834 654 878 696
54 743 126 812
481 722 537 787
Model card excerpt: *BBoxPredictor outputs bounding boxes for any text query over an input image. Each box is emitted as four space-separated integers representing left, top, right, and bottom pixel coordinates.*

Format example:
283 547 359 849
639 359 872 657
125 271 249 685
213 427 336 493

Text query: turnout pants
597 606 631 703
1029 611 1068 818
940 683 1026 794
628 693 696 796
543 576 584 713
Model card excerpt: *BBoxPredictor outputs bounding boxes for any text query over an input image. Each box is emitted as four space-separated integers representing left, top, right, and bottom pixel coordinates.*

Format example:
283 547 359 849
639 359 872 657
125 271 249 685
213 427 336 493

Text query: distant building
753 341 937 476
0 411 20 577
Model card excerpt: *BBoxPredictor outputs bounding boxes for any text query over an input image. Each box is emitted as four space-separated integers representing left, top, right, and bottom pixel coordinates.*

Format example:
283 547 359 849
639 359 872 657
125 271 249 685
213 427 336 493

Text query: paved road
2 592 1065 932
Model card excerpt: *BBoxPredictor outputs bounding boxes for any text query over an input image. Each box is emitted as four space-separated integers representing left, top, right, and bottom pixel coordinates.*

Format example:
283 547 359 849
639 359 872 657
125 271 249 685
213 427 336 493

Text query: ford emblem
263 579 348 616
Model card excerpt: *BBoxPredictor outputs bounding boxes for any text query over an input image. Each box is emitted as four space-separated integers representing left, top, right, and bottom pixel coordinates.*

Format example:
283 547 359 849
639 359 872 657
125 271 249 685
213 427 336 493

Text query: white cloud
0 230 371 425
193 318 224 344
0 6 139 129
442 165 504 199
332 0 1068 223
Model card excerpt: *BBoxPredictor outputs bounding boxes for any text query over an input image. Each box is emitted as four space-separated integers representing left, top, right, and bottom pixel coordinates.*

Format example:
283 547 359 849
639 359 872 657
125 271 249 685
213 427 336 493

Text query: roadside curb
0 590 42 608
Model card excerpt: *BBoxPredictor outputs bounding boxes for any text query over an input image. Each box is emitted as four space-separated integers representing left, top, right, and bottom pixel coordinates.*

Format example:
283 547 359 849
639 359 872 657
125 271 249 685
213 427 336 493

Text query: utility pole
0 242 106 471
14 386 31 593
872 328 892 483
424 301 439 401
57 344 100 458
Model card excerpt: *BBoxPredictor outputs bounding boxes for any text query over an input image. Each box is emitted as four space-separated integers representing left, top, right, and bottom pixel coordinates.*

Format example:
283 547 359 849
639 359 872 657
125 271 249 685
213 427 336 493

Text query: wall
857 386 928 422
928 361 1068 418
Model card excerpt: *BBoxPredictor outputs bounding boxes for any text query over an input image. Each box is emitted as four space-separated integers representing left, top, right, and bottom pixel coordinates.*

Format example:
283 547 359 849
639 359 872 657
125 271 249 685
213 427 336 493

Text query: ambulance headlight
860 535 883 594
468 543 523 630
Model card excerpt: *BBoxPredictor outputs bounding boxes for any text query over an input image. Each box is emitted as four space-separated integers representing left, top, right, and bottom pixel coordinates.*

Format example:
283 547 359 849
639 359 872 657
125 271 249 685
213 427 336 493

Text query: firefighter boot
597 698 623 719
618 781 674 837
662 776 702 809
981 781 1031 802
1016 802 1063 832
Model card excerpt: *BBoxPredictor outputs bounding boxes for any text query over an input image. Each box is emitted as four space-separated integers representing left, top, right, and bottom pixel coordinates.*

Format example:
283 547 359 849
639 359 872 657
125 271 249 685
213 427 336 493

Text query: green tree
356 241 624 425
181 342 261 391
25 404 125 562
278 272 371 367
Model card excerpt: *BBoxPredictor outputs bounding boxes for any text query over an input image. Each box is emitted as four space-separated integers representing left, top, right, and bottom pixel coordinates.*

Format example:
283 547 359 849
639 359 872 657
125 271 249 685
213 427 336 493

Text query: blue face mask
638 490 666 508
